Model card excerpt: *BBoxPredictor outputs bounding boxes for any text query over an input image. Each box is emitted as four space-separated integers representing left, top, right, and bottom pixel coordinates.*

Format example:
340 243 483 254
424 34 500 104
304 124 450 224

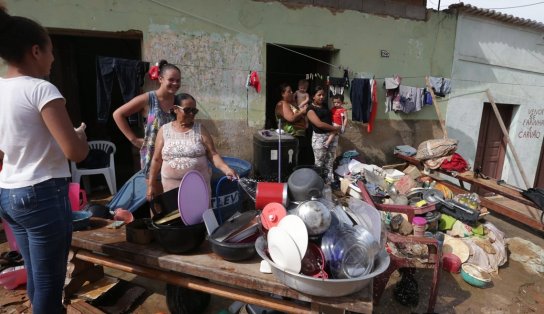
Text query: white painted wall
447 15 544 187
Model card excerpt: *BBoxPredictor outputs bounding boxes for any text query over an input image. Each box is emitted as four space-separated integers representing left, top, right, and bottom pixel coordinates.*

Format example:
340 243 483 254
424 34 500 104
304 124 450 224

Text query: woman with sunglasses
113 59 181 180
146 93 238 200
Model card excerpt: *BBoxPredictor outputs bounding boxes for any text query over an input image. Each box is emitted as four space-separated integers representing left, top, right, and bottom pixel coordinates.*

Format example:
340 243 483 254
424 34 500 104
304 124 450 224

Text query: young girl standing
0 5 89 313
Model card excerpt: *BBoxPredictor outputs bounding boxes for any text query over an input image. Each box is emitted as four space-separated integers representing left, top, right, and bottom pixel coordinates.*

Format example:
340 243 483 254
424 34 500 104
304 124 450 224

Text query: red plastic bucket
255 182 288 210
442 253 462 273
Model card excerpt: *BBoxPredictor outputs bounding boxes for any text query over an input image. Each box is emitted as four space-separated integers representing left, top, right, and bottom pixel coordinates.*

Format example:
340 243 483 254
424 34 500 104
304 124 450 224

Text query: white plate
278 215 308 258
267 227 302 273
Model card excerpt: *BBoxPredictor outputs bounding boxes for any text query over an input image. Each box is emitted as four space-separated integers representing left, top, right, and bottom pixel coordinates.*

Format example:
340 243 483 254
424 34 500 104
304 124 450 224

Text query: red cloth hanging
248 71 261 93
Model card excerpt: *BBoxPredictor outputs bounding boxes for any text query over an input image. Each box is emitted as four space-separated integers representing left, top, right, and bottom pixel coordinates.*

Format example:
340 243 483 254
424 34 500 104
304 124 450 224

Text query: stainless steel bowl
255 236 390 297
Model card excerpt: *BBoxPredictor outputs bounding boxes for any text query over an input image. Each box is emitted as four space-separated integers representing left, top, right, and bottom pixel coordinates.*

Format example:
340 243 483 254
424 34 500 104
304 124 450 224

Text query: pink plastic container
412 216 427 237
2 220 18 252
69 183 88 211
0 266 27 289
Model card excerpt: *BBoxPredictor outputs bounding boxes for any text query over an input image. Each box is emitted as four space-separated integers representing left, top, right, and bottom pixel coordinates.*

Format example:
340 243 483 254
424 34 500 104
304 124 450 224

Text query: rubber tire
166 283 211 314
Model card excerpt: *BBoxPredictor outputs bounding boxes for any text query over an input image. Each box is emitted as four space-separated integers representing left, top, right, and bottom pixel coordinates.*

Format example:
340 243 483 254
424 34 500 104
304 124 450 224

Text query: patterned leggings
312 132 338 181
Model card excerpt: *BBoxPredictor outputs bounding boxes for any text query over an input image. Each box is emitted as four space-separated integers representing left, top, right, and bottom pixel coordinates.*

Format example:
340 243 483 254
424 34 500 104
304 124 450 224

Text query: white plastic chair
70 140 117 195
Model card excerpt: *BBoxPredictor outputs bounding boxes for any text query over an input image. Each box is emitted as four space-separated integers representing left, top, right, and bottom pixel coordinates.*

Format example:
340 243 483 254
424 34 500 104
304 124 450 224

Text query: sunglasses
174 105 199 115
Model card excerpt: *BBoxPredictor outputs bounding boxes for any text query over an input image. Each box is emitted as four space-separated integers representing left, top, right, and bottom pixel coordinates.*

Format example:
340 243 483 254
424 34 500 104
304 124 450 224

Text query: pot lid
212 210 259 242
261 202 287 230
178 170 210 225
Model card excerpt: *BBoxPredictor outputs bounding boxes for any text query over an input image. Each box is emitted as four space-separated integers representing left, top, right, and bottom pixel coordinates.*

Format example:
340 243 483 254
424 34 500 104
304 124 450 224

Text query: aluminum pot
287 168 324 202
294 198 332 236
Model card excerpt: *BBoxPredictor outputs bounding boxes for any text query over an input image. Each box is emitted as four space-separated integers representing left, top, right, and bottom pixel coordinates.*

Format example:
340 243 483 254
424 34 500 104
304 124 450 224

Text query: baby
293 79 310 108
324 94 347 148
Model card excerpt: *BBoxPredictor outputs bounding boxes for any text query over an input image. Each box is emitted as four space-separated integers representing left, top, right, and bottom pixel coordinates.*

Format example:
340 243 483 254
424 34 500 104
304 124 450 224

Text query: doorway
473 102 514 194
535 142 544 188
265 44 335 129
48 29 143 189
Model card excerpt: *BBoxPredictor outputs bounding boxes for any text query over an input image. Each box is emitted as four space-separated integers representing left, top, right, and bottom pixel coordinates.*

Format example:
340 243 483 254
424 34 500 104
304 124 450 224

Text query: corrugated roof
448 2 544 32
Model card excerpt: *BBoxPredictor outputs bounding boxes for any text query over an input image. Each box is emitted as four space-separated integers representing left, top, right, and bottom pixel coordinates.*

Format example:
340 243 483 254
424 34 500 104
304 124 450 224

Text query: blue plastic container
210 157 252 224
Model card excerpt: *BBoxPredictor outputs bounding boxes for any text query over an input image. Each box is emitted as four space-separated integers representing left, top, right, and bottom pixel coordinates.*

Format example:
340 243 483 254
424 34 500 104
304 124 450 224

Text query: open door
473 102 513 194
535 141 544 188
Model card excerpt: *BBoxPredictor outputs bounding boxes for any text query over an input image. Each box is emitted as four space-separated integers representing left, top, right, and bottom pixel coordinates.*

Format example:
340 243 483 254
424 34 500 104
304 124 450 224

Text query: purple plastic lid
178 170 210 225
412 217 427 226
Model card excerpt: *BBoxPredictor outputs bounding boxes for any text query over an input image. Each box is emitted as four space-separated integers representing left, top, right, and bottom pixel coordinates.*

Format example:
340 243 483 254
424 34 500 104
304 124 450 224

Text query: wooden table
68 218 373 314
394 154 544 231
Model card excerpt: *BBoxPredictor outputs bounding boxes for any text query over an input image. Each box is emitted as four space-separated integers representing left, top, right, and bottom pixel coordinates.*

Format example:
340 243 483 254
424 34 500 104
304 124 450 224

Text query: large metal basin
255 236 390 297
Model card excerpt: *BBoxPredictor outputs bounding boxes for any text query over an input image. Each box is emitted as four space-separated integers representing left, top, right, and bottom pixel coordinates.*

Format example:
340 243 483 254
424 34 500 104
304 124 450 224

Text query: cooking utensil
178 170 210 225
154 210 182 225
255 182 288 210
287 168 324 202
212 211 259 243
255 236 390 297
294 198 332 236
423 189 474 214
149 218 206 254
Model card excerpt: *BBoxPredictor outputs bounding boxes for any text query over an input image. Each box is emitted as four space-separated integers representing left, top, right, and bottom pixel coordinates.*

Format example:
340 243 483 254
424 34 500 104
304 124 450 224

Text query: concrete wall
447 14 544 186
2 0 456 165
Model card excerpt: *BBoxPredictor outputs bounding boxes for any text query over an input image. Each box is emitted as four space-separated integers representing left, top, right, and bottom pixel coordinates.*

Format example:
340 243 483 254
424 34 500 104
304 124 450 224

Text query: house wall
2 0 456 165
447 14 544 186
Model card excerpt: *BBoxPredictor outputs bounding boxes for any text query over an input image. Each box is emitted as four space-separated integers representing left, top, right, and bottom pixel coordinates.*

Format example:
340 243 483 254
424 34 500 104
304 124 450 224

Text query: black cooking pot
207 210 260 261
208 235 257 261
126 218 154 245
150 216 206 254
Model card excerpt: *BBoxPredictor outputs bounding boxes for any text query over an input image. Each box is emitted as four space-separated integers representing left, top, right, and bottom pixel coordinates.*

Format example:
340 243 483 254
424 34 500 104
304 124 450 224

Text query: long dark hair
0 5 50 64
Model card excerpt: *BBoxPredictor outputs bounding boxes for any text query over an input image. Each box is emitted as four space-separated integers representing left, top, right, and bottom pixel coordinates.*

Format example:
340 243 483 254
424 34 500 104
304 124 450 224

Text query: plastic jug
69 183 88 211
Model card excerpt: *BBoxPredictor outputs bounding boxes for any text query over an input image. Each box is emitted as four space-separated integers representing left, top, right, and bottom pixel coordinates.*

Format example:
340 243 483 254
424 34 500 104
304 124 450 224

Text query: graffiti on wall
518 108 544 139
145 29 262 119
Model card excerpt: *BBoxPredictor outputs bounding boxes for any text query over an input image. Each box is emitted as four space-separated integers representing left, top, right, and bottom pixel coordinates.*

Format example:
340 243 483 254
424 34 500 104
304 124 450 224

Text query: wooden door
535 141 544 188
473 103 513 194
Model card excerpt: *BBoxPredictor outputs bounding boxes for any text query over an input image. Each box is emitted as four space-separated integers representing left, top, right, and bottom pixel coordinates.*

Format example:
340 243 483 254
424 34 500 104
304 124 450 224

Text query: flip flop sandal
0 251 23 266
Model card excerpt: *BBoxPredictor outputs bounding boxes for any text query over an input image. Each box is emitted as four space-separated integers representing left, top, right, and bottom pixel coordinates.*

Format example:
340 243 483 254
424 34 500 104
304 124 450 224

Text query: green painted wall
3 0 455 120
2 0 457 163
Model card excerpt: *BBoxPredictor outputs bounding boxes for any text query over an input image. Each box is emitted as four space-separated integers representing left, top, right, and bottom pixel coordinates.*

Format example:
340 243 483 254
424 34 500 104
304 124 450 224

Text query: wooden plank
394 154 536 207
71 219 373 313
425 76 448 138
67 301 106 314
433 179 544 231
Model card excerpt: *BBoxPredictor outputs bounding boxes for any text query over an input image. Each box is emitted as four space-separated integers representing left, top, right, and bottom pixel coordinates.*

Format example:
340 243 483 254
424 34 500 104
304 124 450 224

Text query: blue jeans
0 178 72 314
96 56 148 124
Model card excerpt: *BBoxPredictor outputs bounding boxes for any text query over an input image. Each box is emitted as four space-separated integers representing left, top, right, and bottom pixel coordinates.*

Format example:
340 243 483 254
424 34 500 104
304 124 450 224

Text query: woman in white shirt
0 5 88 313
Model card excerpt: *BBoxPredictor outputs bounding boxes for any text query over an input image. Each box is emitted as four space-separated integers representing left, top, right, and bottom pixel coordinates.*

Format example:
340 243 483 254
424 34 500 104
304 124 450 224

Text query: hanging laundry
367 78 378 133
429 76 452 97
350 78 371 122
343 69 350 89
384 75 401 113
329 77 347 96
96 56 149 124
398 86 425 113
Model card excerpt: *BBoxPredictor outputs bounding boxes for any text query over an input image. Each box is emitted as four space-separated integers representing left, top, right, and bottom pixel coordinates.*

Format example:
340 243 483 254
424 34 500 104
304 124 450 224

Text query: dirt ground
1 208 543 314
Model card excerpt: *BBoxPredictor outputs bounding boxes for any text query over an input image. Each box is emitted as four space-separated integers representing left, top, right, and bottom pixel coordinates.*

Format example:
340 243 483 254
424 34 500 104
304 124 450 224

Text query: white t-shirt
0 76 71 188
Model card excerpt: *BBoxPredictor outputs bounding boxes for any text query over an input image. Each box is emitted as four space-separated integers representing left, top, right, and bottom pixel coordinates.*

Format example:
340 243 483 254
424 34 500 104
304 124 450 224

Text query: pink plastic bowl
0 266 27 289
